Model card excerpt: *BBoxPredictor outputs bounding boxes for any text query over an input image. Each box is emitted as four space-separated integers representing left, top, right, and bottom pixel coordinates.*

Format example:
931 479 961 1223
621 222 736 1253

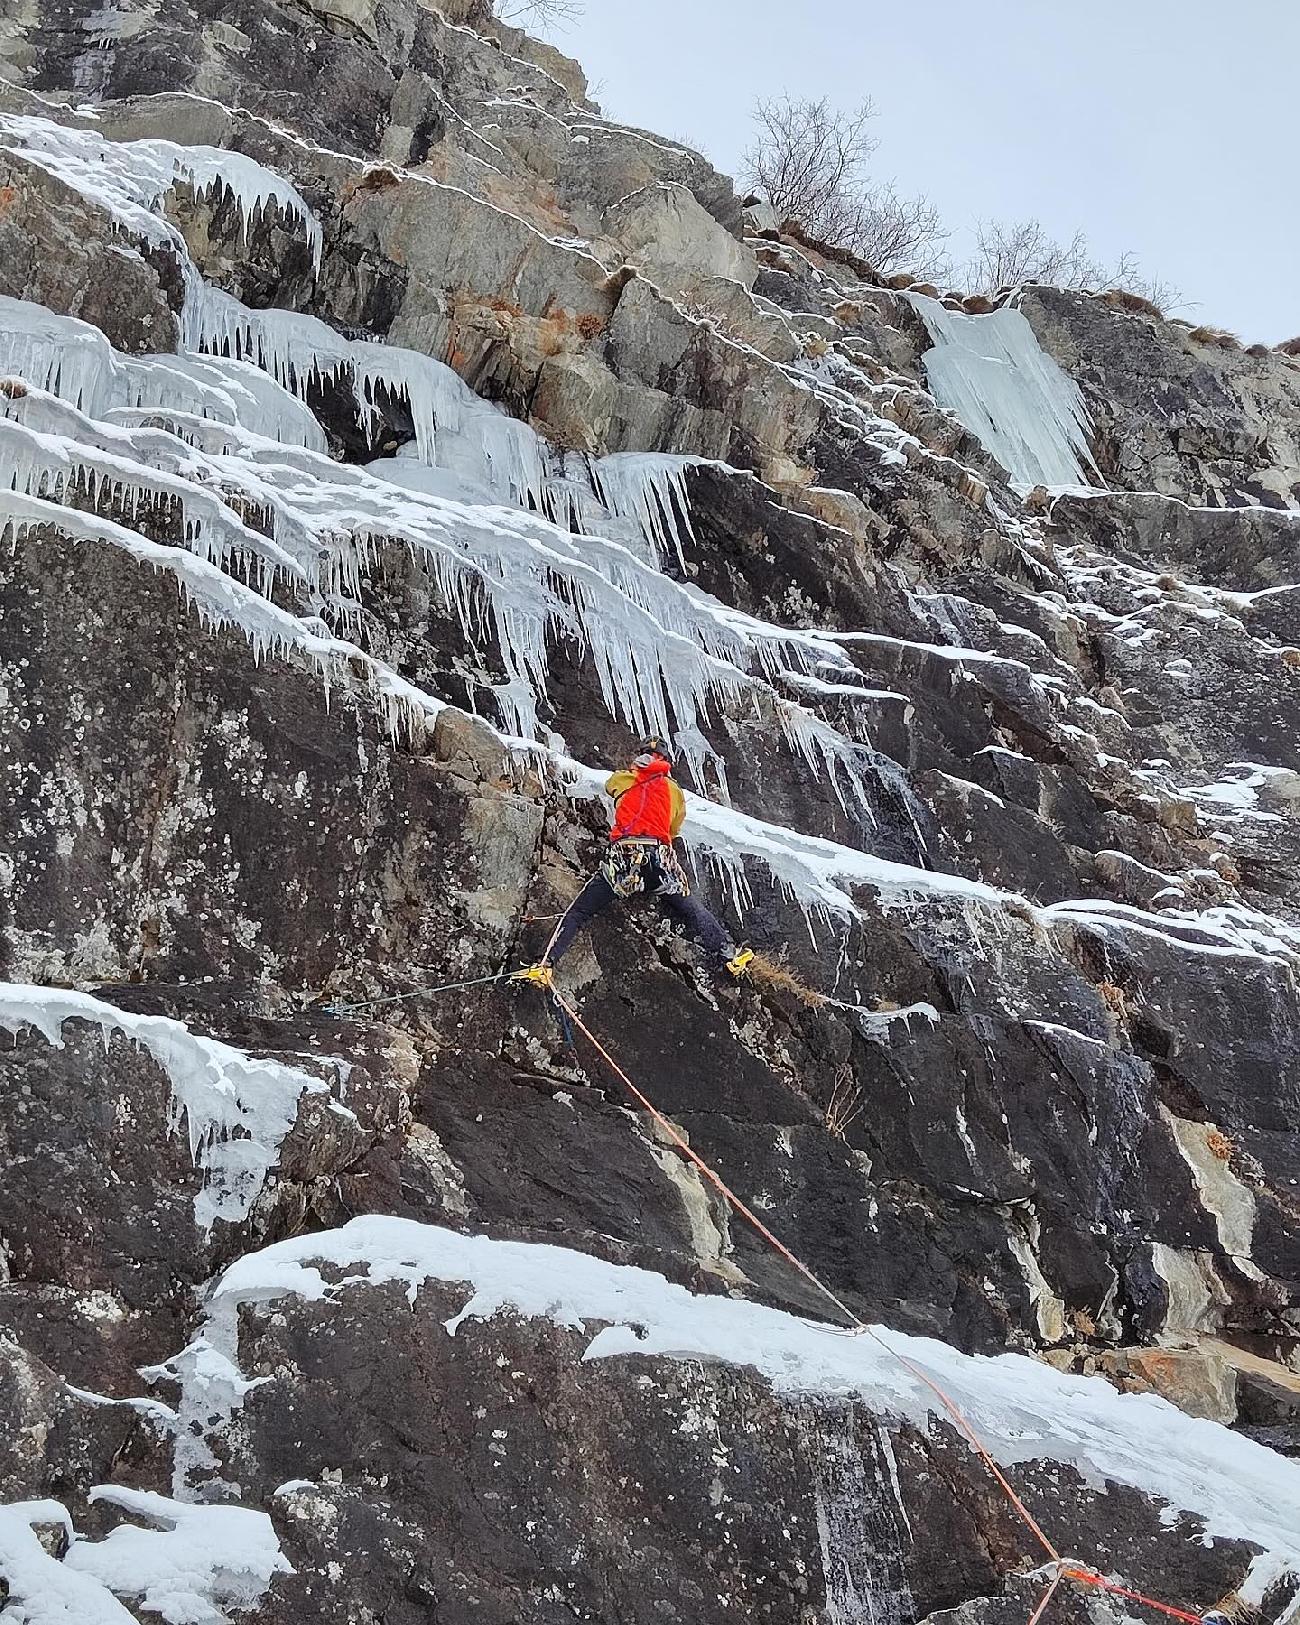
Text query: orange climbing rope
546 985 1214 1625
1027 1568 1069 1625
1059 1568 1208 1625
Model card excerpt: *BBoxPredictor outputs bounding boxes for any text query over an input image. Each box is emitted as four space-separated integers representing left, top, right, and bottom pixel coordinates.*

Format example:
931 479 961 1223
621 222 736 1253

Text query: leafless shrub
824 1064 866 1140
744 96 950 280
495 0 583 28
1275 337 1300 356
964 218 1180 310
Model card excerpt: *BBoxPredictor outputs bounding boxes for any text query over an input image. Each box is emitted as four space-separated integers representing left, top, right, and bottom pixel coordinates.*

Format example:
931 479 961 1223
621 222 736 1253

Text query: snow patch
181 1219 1300 1570
0 1490 289 1625
0 983 328 1230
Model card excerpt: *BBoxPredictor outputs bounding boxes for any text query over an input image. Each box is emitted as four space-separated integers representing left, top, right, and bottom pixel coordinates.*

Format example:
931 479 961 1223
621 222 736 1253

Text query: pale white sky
555 0 1299 342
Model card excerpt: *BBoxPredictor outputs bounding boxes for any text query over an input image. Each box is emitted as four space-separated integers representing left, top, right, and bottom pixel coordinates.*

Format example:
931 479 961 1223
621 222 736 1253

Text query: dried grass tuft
745 952 828 1008
1205 1127 1234 1162
356 164 402 194
1099 287 1166 319
1187 324 1242 351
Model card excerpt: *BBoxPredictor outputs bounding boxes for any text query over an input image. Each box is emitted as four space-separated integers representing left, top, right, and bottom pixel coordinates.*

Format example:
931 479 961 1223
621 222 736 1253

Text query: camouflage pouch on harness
601 840 690 899
648 844 690 897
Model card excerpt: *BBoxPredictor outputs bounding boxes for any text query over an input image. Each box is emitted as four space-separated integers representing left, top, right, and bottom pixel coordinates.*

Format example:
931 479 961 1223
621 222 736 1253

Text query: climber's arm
668 779 686 839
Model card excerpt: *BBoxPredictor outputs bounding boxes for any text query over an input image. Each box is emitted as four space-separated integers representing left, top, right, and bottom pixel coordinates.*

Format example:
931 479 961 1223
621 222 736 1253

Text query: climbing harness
532 983 1220 1625
318 969 514 1018
600 837 690 900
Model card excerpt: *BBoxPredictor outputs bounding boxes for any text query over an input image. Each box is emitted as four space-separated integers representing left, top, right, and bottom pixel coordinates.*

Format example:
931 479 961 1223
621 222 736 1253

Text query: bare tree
744 96 949 279
965 217 1180 309
851 182 949 283
496 0 584 28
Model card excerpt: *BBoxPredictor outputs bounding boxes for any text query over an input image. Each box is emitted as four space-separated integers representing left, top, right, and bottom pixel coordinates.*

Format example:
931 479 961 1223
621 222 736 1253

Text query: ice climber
516 738 753 986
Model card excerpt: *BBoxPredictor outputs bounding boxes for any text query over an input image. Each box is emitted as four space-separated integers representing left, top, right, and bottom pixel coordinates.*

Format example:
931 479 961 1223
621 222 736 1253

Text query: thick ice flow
0 373 860 774
0 296 326 448
909 294 1100 492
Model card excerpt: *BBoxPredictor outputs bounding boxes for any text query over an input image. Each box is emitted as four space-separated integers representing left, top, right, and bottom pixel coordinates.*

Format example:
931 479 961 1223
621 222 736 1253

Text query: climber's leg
542 871 620 966
655 890 736 961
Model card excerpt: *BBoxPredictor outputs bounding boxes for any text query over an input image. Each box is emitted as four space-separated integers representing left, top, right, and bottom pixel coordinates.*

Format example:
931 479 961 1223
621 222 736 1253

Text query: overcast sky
554 0 1298 343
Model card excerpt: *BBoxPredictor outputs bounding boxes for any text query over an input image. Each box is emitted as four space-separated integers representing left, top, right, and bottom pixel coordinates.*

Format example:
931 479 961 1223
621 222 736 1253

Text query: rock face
0 3 1299 1622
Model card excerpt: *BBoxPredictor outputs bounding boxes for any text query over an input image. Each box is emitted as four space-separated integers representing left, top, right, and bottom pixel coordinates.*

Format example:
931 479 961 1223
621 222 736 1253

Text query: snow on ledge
0 983 329 1231
194 1217 1300 1570
0 1488 290 1624
9 481 1295 974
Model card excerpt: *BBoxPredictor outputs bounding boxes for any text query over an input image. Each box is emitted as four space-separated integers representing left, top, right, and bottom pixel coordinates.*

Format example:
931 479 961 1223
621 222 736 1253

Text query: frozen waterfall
909 294 1101 492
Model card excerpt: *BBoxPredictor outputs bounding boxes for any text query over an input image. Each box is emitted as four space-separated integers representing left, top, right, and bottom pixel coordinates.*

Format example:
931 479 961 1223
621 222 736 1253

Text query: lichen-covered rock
1022 287 1300 506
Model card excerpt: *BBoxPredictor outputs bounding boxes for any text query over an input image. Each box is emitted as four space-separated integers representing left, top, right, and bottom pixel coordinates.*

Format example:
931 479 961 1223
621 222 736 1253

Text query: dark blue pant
545 869 735 966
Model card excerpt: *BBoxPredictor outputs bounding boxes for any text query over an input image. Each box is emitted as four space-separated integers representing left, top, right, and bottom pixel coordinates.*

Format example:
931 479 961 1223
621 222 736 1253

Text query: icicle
0 113 323 273
0 296 118 418
591 451 705 571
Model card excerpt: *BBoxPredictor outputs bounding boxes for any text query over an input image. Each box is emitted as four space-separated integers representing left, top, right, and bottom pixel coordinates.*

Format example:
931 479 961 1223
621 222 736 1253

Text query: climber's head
631 735 674 772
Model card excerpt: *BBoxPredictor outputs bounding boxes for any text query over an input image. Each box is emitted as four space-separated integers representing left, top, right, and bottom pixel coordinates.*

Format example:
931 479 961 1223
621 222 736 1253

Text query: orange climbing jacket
606 753 686 845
